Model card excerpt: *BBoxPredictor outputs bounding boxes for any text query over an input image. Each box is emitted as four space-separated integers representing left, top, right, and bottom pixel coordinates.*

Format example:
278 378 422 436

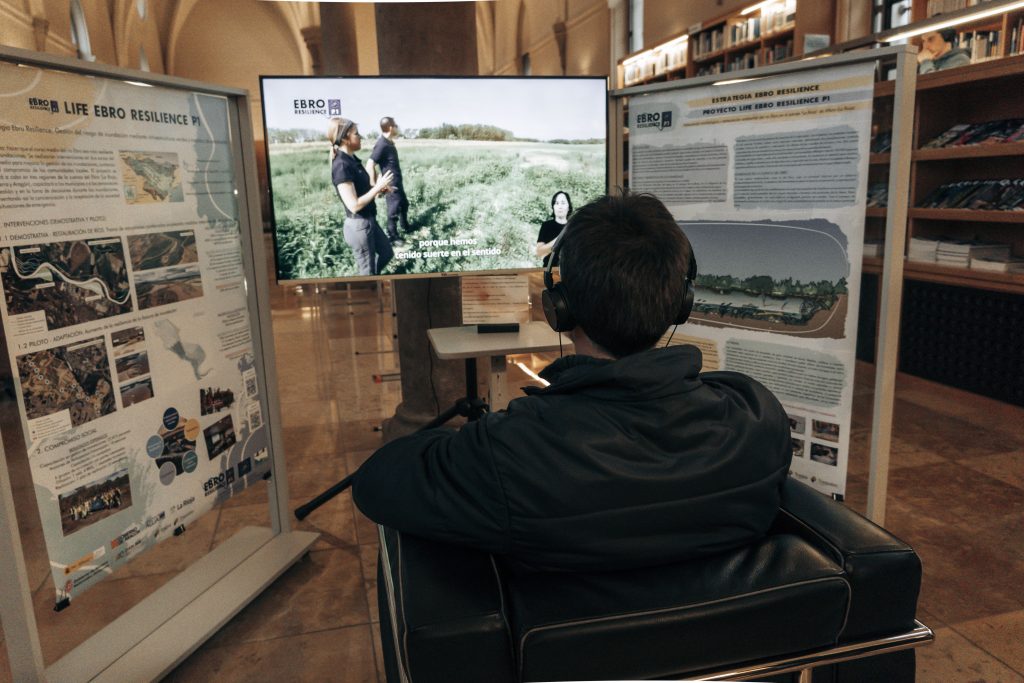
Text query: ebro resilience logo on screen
635 110 673 130
293 98 342 116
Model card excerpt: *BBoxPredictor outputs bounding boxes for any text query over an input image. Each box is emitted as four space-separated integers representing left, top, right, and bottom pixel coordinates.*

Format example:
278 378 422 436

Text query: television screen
260 76 608 282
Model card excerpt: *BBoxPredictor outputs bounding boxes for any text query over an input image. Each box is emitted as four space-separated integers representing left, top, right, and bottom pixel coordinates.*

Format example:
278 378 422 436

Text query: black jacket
353 345 792 571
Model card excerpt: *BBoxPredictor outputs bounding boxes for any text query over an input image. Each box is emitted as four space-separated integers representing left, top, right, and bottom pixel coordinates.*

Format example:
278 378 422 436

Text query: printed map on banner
633 62 876 497
0 61 272 604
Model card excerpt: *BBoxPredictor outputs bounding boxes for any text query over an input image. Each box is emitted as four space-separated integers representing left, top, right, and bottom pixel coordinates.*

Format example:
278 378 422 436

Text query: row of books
1009 16 1024 55
727 51 761 72
863 239 884 258
696 62 727 77
956 30 1001 62
764 40 794 65
762 1 796 34
867 182 889 208
922 118 1024 148
725 17 762 48
694 28 726 58
908 237 1023 272
918 179 1024 210
925 0 993 15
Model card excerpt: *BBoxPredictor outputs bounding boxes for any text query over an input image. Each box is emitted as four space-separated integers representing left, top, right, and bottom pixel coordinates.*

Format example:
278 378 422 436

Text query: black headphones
541 229 698 333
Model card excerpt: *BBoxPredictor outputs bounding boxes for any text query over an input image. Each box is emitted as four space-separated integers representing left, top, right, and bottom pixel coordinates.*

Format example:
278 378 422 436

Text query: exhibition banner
630 62 876 496
0 61 271 603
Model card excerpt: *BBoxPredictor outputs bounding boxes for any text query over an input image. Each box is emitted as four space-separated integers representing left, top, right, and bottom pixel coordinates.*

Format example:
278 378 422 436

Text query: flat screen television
259 76 608 282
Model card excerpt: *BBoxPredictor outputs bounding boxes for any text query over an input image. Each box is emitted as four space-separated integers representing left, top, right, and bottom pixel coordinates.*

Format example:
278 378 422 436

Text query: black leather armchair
376 478 931 682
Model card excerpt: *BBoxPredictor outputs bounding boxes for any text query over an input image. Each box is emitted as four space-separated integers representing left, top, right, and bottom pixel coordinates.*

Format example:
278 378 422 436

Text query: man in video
353 191 791 572
366 116 410 247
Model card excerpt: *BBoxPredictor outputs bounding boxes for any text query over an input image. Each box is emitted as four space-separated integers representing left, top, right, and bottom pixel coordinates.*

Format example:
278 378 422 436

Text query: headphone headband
541 227 698 333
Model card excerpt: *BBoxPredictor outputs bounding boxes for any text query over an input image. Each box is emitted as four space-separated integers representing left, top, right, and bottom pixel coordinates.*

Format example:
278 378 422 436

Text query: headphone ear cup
542 283 575 332
676 280 694 326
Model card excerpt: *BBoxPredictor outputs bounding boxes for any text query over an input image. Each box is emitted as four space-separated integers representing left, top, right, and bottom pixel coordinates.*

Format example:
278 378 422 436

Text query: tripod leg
294 473 355 520
419 401 465 431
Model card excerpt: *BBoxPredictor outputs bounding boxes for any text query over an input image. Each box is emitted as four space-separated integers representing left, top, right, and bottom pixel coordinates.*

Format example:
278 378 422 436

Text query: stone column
300 26 323 76
375 4 479 440
318 4 360 75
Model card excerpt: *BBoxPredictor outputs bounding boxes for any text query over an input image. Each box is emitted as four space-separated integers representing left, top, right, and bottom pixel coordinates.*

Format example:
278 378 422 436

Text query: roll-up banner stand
613 46 916 522
0 45 317 681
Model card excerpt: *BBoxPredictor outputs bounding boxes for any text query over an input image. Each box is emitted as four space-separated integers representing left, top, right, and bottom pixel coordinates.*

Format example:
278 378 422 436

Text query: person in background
328 117 394 276
918 27 971 73
366 116 409 247
535 190 572 267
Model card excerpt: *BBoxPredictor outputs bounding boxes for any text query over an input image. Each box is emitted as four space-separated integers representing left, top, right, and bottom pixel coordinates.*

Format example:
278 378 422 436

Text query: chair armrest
378 525 515 683
772 478 922 640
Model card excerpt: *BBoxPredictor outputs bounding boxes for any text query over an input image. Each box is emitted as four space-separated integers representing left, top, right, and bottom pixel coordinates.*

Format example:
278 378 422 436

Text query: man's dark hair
938 28 957 44
558 192 693 358
380 116 396 133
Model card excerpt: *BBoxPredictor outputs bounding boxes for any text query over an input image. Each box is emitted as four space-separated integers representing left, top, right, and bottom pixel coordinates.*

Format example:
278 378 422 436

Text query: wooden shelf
914 142 1024 161
903 260 1024 294
874 81 895 98
863 256 883 274
910 208 1024 223
870 153 891 165
693 49 727 64
761 25 796 41
916 54 1024 91
866 207 888 217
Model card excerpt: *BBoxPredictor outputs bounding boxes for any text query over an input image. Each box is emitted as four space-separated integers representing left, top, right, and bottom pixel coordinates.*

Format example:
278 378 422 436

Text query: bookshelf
902 55 1024 294
618 0 835 87
908 1 1024 61
689 0 835 78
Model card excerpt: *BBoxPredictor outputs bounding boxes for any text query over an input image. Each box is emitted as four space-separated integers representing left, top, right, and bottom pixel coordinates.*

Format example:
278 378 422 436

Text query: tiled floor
2 276 1023 682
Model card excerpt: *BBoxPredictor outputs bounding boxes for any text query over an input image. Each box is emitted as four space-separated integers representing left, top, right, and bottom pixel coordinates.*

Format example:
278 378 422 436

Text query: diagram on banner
119 151 184 204
683 219 850 339
146 407 201 486
0 239 132 330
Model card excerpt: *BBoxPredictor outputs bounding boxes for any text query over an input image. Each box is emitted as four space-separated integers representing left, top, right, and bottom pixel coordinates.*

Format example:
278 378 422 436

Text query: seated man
917 28 971 73
353 192 791 572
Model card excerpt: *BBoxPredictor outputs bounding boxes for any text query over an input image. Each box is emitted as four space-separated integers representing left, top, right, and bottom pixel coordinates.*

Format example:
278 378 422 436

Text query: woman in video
328 117 395 276
535 191 573 267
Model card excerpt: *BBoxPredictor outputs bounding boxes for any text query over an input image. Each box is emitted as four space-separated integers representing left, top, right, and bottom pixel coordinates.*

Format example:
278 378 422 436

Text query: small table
427 322 572 412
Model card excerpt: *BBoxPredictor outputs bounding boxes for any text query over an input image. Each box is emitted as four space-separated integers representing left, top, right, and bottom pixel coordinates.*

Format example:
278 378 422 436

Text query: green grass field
268 139 605 280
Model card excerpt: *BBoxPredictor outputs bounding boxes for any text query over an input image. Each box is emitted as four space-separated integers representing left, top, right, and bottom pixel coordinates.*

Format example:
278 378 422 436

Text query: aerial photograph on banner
134 263 204 309
682 219 851 339
57 468 132 536
16 337 116 425
119 151 184 204
127 230 199 271
111 326 147 356
0 239 132 330
120 376 154 407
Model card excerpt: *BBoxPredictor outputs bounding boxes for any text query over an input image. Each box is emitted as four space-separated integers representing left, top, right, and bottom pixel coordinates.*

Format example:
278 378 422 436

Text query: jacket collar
524 344 704 399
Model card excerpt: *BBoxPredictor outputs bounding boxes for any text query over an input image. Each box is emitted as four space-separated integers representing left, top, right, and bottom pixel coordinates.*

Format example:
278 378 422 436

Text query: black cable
664 324 678 348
